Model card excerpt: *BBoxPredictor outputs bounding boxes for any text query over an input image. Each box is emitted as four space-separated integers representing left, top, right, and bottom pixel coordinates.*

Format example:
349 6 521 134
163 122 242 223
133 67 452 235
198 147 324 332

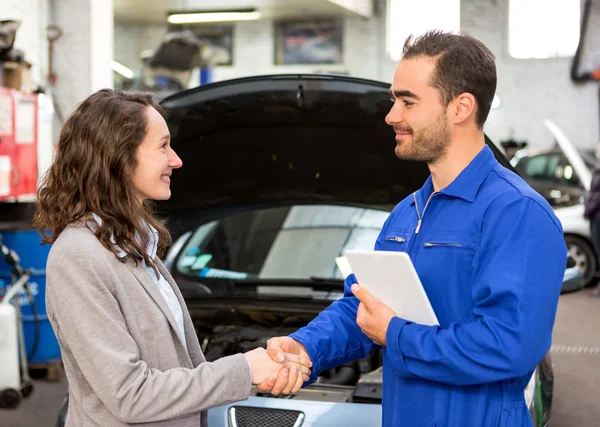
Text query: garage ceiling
113 0 370 24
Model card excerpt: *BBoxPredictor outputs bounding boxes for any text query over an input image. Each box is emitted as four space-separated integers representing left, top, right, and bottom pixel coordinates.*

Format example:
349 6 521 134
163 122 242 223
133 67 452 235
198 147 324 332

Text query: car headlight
524 368 538 409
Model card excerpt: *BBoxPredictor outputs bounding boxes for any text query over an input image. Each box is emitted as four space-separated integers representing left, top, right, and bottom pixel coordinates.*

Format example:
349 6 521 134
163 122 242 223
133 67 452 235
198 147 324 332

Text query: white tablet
343 250 439 326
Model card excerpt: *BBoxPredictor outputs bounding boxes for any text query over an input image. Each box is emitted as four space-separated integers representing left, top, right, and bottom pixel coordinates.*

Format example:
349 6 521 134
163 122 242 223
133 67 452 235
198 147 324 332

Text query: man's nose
385 102 403 126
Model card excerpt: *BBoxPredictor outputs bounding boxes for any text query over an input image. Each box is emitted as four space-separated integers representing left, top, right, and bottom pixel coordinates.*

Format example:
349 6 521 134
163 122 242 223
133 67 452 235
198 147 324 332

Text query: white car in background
511 120 597 285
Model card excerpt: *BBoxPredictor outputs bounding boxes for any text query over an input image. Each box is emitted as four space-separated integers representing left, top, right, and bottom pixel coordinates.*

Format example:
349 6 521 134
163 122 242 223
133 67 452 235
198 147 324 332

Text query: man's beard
394 112 451 164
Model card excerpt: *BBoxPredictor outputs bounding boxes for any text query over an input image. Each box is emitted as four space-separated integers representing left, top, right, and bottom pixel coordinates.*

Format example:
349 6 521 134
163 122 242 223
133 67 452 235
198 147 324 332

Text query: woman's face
130 106 183 203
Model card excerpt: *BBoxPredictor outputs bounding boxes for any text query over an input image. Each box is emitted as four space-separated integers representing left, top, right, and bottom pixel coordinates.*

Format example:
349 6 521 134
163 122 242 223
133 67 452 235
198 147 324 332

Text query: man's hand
352 283 396 346
245 347 311 387
260 336 312 396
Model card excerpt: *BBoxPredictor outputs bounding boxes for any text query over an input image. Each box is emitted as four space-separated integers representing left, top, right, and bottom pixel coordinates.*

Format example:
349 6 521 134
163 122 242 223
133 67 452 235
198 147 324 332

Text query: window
387 0 461 61
174 205 389 285
523 154 561 181
509 0 580 59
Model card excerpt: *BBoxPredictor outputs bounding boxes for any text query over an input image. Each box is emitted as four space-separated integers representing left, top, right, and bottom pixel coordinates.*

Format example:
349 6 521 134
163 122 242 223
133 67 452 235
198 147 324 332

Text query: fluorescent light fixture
167 9 261 24
111 60 134 79
508 0 580 58
387 0 460 62
327 0 373 17
491 95 501 109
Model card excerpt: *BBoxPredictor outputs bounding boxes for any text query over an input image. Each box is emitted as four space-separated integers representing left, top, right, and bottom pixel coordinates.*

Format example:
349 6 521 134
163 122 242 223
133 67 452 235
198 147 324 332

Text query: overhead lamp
167 9 261 24
111 60 134 79
491 95 501 109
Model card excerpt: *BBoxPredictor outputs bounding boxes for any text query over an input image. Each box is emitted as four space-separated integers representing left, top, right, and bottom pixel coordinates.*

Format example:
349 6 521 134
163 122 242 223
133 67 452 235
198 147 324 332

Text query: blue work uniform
290 145 567 427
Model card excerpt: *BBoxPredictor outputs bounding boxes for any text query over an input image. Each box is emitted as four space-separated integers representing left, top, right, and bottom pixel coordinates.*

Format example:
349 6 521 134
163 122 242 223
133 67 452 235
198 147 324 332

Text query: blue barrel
200 67 213 85
0 230 60 364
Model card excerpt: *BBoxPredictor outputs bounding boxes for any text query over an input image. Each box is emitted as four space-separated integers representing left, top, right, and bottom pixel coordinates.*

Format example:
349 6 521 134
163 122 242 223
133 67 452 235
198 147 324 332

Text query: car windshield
173 204 389 283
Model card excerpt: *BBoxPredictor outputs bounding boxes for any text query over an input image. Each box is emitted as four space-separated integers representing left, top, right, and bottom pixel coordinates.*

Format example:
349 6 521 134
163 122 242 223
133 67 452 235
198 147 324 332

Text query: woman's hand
244 347 311 393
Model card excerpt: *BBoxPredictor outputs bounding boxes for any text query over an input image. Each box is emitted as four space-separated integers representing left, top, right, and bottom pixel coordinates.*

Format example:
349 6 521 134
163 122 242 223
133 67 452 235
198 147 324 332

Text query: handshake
244 336 312 395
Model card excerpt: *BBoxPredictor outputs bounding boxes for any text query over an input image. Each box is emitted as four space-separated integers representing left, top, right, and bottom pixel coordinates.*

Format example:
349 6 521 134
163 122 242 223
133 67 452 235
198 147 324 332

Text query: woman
33 89 310 426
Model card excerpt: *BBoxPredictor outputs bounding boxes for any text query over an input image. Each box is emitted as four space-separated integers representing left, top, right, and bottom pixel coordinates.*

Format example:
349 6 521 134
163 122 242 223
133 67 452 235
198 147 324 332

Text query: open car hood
544 119 592 191
158 74 511 216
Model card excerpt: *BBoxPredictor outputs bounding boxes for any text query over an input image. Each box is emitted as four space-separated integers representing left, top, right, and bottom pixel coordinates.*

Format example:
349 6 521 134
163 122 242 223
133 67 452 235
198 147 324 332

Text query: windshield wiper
232 277 343 291
309 276 345 284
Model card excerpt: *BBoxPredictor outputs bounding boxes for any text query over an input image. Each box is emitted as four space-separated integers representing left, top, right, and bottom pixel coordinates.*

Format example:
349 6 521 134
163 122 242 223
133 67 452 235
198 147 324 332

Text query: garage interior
1 0 600 426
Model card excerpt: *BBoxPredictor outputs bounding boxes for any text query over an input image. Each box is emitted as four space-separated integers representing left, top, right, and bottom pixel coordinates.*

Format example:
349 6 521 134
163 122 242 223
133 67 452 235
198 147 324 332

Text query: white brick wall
354 0 600 150
50 0 113 119
0 0 50 86
90 0 114 94
462 0 600 151
114 22 166 72
3 1 598 149
113 0 599 150
114 19 350 81
578 0 600 74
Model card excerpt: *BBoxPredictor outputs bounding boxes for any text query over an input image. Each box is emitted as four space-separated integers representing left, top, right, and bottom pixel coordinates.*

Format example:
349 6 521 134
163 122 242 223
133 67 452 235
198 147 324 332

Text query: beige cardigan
46 224 252 426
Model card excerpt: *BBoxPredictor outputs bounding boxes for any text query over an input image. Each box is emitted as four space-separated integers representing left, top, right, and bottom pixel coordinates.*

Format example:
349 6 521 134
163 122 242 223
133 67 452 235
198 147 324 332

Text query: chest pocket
418 231 481 323
423 231 479 251
419 231 480 285
380 229 414 252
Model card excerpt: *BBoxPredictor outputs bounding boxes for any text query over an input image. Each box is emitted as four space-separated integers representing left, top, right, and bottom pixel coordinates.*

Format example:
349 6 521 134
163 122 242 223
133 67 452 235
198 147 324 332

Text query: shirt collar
91 213 157 260
440 145 496 202
145 222 159 260
411 145 496 205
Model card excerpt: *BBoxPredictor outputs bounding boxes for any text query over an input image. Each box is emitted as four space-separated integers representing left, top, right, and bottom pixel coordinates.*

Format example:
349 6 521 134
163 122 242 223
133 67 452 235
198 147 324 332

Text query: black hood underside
158 74 508 215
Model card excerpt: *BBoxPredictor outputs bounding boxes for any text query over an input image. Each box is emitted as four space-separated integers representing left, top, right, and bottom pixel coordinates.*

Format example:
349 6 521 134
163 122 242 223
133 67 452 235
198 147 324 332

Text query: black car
510 145 597 286
510 147 595 209
57 75 558 427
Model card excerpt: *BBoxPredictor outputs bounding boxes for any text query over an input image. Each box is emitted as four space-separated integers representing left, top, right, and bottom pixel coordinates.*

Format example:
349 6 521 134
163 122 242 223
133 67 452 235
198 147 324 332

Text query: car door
555 153 587 206
514 152 567 207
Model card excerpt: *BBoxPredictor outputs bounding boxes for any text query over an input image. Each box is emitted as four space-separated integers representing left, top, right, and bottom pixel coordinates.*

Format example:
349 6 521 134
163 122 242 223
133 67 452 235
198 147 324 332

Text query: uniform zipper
413 191 438 234
385 236 406 243
424 242 466 248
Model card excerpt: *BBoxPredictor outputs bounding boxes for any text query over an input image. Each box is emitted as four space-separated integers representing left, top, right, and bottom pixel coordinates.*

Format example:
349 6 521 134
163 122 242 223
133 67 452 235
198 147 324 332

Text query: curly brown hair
33 89 172 268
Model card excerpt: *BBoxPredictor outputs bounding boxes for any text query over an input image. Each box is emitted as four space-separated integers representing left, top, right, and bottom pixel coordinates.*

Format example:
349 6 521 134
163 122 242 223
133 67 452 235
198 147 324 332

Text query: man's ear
450 93 477 126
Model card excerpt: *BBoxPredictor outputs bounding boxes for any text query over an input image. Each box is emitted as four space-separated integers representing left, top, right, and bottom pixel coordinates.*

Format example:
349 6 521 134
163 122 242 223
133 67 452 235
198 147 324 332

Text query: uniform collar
411 145 497 205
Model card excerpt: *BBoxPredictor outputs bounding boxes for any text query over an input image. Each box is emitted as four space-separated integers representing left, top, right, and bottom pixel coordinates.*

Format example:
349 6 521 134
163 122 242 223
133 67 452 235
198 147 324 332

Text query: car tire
564 234 597 286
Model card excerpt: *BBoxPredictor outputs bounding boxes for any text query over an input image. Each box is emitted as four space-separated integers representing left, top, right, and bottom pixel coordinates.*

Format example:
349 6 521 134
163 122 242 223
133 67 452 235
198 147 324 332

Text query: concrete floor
2 287 600 427
547 286 600 426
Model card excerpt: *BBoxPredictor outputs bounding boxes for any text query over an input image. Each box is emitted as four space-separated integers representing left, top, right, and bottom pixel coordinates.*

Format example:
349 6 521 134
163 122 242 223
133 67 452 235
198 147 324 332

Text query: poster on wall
0 156 10 197
168 24 234 66
274 19 343 65
0 92 13 136
15 97 35 144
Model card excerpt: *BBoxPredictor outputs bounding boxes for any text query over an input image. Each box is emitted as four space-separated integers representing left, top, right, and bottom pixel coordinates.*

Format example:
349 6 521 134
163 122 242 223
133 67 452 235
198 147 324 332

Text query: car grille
228 406 305 427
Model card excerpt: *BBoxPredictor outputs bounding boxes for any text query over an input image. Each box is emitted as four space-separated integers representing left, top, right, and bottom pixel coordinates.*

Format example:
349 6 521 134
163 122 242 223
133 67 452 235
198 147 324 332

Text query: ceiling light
167 9 261 24
491 95 501 109
111 60 134 79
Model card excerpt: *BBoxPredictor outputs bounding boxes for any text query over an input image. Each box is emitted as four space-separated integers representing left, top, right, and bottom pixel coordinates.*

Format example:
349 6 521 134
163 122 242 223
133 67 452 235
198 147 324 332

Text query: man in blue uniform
264 31 567 426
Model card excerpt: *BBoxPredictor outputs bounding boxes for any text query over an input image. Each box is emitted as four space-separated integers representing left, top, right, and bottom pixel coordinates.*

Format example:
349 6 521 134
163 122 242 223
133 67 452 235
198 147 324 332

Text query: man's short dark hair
402 30 497 128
